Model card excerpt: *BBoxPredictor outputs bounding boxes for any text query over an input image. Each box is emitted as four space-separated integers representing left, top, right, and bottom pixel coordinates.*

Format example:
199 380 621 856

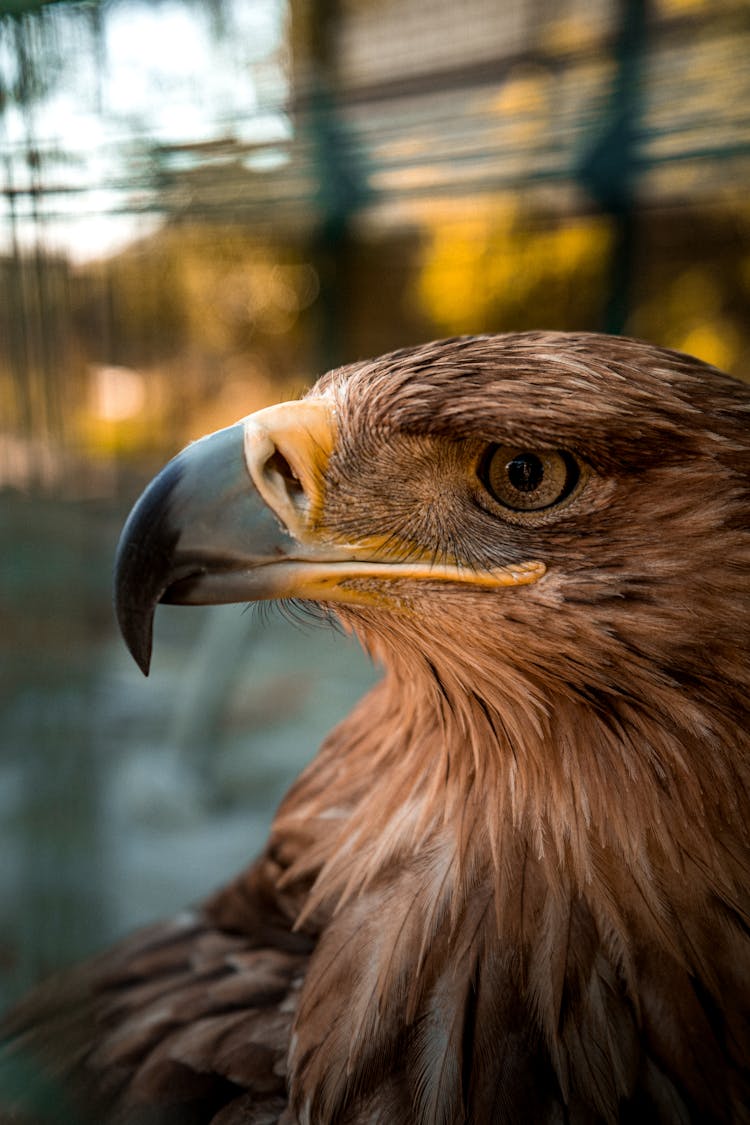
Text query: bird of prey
2 332 749 1124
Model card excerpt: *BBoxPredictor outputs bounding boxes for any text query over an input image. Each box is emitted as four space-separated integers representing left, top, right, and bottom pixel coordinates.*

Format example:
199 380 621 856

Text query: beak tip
133 636 153 677
114 595 155 676
114 456 185 678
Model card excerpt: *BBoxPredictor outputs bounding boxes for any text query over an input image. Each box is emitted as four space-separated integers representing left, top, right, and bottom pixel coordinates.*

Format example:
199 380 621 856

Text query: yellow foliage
673 322 741 373
76 411 163 459
416 197 612 334
629 257 746 379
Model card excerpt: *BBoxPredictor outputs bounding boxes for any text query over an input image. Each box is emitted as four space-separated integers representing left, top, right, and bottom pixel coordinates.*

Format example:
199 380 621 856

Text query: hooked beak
115 398 545 675
114 400 337 674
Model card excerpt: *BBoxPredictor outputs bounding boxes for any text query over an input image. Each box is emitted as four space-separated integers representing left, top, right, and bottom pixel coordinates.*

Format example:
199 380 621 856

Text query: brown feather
2 332 749 1123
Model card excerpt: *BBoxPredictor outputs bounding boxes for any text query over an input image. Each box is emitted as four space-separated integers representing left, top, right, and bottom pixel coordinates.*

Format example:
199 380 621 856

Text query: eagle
2 332 749 1124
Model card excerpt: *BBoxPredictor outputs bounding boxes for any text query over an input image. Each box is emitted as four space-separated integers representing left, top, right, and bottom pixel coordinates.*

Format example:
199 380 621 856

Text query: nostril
266 450 305 499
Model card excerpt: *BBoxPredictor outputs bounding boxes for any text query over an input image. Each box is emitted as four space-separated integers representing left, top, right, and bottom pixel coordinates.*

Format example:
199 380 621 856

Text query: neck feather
265 641 750 1122
272 642 749 950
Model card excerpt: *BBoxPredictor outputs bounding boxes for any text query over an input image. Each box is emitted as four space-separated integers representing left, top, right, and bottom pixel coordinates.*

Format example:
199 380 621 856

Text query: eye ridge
479 444 580 513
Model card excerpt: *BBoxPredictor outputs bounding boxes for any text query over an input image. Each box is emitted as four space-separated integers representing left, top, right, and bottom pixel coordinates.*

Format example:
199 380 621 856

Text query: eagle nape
4 331 750 1125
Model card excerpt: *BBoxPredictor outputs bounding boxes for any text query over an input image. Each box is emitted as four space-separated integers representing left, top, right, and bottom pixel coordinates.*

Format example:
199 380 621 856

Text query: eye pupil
507 453 544 493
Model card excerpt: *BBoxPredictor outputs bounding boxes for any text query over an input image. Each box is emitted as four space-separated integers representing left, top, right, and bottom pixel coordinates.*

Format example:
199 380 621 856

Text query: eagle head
113 332 750 1122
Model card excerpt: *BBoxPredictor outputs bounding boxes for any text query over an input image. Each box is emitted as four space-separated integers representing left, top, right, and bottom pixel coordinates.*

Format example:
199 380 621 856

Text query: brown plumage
2 332 750 1123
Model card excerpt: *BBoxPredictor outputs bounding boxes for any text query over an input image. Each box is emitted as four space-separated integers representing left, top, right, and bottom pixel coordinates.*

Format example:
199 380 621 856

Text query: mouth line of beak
160 556 547 606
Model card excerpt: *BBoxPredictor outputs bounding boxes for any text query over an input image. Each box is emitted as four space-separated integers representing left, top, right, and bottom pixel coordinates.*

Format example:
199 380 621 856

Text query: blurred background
1 0 749 1010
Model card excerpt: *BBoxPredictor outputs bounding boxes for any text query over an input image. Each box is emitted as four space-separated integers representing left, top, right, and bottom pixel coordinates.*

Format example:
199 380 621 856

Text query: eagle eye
479 445 580 512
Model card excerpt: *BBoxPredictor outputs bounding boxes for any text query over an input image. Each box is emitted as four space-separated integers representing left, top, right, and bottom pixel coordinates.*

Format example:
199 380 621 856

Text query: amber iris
480 445 580 512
